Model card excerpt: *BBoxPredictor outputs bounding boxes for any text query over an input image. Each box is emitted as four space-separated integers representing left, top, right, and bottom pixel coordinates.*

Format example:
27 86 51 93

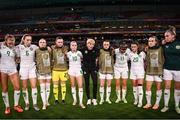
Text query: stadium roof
0 0 180 10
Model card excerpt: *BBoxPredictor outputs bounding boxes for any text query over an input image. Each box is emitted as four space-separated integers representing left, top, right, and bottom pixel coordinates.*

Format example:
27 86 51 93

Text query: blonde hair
166 25 176 36
70 41 77 46
20 34 32 44
86 38 95 45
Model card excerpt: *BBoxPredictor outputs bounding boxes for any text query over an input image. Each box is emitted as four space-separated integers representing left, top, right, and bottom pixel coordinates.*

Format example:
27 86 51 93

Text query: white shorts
114 67 128 79
99 72 113 80
130 70 144 80
1 68 17 76
37 73 51 80
146 75 162 82
20 65 37 80
163 69 180 82
68 67 83 77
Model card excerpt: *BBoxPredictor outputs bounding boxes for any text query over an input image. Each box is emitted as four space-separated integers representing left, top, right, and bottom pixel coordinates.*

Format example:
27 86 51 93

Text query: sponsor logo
176 45 180 49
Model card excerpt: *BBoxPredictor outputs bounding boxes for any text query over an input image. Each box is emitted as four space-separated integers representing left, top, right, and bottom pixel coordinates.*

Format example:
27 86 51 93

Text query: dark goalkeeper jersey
163 39 180 70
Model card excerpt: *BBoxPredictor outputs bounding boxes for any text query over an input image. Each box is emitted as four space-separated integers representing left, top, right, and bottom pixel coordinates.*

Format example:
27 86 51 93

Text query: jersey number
7 51 10 56
26 51 29 56
120 56 124 61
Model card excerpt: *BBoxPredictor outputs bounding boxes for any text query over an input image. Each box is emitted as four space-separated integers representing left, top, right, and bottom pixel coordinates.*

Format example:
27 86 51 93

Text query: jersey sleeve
125 48 131 54
114 48 118 55
141 51 146 59
78 51 83 58
66 52 70 59
33 45 39 50
15 45 20 57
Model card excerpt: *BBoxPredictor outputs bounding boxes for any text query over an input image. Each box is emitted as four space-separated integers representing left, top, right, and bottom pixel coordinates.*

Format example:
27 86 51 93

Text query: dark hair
103 39 113 56
131 41 139 46
149 36 159 45
119 41 127 49
103 39 110 43
131 41 142 54
166 25 176 36
5 34 15 41
55 36 63 41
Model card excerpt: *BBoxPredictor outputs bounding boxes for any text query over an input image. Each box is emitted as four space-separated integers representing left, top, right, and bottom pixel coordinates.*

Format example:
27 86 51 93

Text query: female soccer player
99 40 114 104
16 34 39 111
0 34 23 114
81 38 98 106
67 41 85 109
129 41 146 107
51 36 68 105
161 26 180 114
35 38 51 110
143 36 164 110
114 42 129 103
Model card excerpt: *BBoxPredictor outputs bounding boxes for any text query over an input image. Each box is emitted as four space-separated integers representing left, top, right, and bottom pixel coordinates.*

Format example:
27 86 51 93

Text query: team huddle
0 26 179 115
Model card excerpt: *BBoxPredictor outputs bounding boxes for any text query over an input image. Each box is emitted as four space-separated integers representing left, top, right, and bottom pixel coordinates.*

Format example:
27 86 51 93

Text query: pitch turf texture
0 78 179 119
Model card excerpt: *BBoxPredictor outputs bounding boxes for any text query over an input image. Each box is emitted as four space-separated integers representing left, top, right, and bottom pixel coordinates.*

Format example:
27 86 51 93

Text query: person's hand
162 39 166 45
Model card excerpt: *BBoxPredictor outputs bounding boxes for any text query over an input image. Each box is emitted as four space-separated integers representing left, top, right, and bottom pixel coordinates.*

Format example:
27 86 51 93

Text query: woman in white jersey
129 41 146 107
67 41 85 109
0 34 23 114
114 42 129 104
16 34 39 111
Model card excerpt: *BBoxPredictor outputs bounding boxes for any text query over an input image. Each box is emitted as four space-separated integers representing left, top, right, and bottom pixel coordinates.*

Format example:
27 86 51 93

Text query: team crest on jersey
58 52 63 57
165 45 169 48
77 53 81 57
20 46 24 50
176 45 180 49
85 50 88 54
30 47 33 51
106 55 111 60
42 53 49 59
150 53 158 59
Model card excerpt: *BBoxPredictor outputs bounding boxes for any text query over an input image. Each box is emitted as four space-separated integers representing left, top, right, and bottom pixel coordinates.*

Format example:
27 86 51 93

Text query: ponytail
166 25 176 36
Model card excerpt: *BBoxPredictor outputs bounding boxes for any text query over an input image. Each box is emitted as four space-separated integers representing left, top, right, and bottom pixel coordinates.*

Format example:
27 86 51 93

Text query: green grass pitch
0 78 179 119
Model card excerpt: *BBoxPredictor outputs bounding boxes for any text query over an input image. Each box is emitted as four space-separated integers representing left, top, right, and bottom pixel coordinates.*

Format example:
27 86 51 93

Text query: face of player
120 48 126 54
6 38 15 48
39 39 47 48
87 42 94 50
148 37 157 47
55 39 64 47
103 41 110 50
164 32 175 43
70 42 77 52
24 36 32 47
131 44 138 53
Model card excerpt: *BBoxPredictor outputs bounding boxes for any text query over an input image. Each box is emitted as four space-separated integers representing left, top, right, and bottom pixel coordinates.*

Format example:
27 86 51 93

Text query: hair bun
168 25 176 35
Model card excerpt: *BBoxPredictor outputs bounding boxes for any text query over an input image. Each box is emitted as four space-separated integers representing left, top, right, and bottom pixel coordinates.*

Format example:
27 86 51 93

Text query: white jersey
16 44 38 67
114 48 129 68
0 42 3 67
126 48 131 55
67 51 83 68
0 44 17 70
129 51 146 72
